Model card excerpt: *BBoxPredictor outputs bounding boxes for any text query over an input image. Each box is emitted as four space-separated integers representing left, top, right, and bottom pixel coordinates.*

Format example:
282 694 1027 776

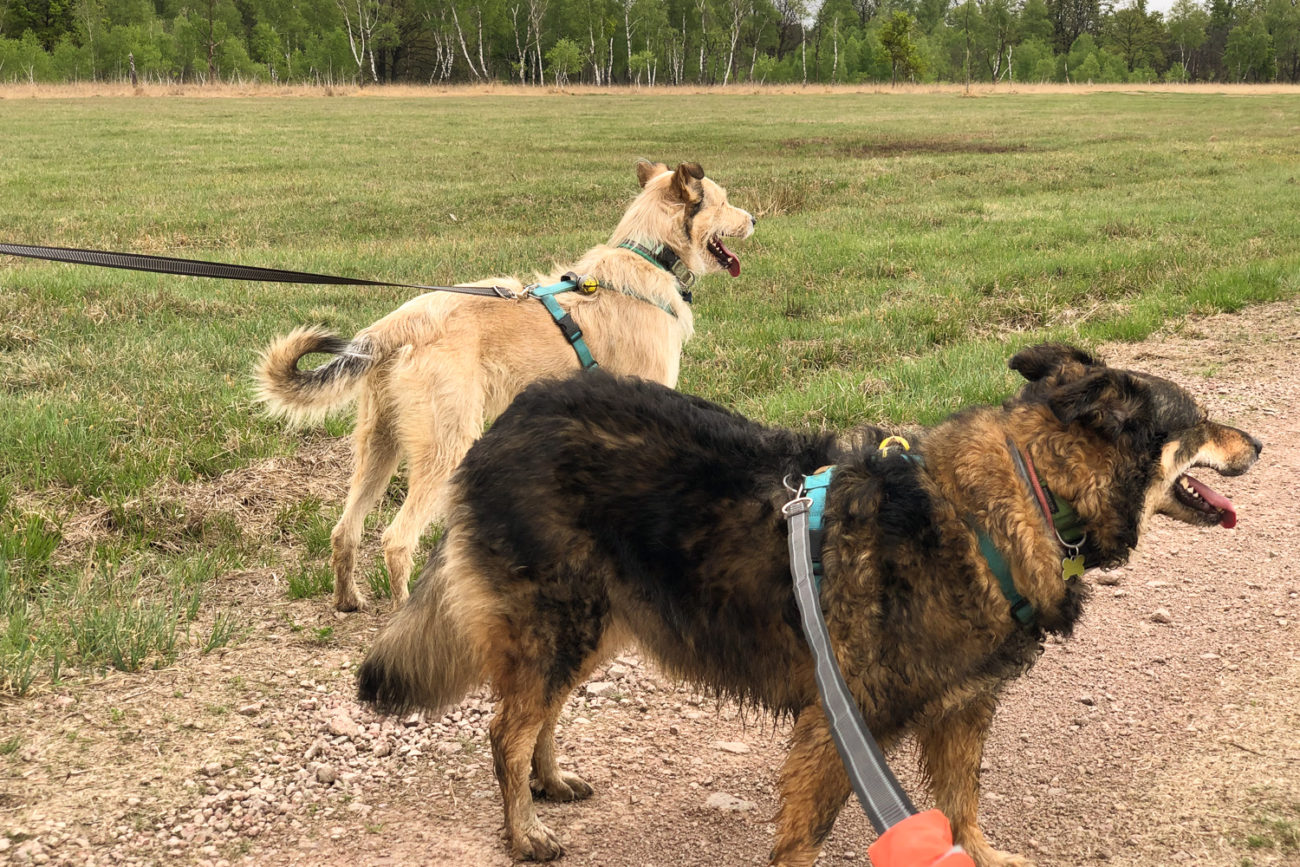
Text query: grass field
1 88 1298 693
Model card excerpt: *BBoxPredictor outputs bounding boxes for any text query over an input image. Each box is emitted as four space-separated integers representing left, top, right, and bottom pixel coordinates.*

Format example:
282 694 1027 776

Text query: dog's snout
1232 426 1263 459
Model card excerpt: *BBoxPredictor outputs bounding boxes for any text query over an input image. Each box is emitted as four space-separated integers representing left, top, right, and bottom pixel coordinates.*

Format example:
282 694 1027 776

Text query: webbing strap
803 466 834 587
977 531 1036 625
784 474 917 836
530 281 597 370
616 240 696 297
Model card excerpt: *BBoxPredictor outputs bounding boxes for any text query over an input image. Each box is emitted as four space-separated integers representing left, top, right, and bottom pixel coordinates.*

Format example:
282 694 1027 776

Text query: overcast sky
1140 0 1180 16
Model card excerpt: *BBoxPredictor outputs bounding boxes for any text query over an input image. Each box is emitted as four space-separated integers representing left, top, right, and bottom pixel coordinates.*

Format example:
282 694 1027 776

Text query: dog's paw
512 821 564 861
334 589 364 613
972 850 1034 867
530 771 594 802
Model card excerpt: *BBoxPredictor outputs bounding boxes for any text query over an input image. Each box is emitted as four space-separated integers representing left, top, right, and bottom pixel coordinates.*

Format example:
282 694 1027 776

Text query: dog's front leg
771 703 851 867
917 695 1033 867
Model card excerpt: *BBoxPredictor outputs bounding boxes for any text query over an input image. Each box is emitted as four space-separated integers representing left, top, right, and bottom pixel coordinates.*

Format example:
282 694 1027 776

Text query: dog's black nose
1251 434 1263 457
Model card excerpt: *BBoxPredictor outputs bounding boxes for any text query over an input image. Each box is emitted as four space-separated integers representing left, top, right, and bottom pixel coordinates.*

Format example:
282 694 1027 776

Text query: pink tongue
1186 474 1237 528
717 240 740 276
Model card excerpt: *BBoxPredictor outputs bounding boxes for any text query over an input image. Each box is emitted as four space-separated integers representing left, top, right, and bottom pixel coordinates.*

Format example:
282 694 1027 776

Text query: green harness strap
804 439 1087 629
977 531 1036 625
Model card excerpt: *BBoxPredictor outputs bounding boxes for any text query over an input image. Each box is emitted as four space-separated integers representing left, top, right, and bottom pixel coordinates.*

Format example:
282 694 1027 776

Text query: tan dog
256 161 754 611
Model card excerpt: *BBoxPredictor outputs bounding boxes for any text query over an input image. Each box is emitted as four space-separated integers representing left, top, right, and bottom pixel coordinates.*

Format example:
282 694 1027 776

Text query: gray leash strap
0 242 517 298
783 496 916 835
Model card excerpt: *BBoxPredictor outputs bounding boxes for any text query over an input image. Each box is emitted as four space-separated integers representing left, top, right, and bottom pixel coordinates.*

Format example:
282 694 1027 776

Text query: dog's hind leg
491 681 567 860
917 695 1032 867
529 692 594 802
381 394 482 609
771 703 853 867
484 571 613 860
331 393 401 612
528 623 626 803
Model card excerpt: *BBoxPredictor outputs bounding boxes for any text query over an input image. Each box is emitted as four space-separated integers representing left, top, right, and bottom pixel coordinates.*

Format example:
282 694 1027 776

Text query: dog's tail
254 325 378 425
357 545 486 715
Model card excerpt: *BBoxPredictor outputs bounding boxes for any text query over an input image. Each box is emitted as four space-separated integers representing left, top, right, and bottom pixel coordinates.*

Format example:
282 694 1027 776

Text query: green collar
617 241 697 299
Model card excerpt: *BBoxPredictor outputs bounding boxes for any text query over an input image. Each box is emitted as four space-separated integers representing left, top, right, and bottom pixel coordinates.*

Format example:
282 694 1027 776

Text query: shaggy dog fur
255 161 754 611
356 344 1261 866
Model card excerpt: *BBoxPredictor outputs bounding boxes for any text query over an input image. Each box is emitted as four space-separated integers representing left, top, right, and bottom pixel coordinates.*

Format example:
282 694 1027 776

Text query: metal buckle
671 259 697 289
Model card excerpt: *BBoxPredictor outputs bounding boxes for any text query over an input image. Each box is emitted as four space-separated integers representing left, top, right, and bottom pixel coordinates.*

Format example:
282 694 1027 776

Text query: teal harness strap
803 466 835 587
806 440 1057 629
529 279 597 370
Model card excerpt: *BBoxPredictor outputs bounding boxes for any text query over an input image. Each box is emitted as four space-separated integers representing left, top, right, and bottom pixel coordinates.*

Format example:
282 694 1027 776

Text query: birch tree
450 3 488 80
722 0 754 84
336 0 382 81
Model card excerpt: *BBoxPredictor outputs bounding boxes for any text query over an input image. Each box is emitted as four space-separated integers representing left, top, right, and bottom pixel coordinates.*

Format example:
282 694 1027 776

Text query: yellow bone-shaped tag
1061 554 1085 581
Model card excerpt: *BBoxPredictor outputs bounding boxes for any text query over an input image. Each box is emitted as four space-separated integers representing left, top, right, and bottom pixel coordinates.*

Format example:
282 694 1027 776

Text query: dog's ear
1046 369 1147 441
636 160 669 188
1009 343 1102 384
669 163 705 202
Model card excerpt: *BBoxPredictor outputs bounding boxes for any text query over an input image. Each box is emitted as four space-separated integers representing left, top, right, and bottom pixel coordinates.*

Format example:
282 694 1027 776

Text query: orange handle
867 810 977 867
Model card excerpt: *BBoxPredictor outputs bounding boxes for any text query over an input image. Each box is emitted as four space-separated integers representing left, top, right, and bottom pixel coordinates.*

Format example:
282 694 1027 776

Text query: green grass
286 563 333 600
1241 801 1300 853
1 90 1298 693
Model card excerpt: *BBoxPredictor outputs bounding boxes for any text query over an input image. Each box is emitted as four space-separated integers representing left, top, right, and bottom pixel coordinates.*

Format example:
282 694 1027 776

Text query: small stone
712 741 751 755
705 792 757 812
585 681 618 698
202 762 223 777
316 765 337 785
372 739 392 758
237 703 263 717
327 712 361 740
1150 608 1173 624
1094 571 1121 586
1078 695 1095 706
607 664 630 679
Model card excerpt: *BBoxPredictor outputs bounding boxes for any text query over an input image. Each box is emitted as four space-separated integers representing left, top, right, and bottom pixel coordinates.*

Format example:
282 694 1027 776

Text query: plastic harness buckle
529 278 598 370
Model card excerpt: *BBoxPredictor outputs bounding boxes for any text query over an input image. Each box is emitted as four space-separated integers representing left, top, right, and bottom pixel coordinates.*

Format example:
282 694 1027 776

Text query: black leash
0 242 518 299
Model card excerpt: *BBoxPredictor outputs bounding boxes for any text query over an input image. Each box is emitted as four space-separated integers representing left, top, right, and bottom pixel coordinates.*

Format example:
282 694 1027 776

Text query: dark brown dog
358 344 1260 866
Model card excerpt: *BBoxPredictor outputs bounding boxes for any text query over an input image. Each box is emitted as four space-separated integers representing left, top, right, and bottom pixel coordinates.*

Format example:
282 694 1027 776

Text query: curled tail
255 325 377 425
357 547 484 715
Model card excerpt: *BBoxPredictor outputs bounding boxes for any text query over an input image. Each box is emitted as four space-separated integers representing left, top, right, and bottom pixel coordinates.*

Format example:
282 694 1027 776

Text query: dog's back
360 372 839 712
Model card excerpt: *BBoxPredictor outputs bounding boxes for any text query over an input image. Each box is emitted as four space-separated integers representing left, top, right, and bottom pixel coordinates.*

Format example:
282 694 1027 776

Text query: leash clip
781 474 811 518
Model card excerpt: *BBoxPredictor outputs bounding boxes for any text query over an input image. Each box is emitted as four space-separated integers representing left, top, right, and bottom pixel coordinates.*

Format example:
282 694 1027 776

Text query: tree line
1 0 1296 86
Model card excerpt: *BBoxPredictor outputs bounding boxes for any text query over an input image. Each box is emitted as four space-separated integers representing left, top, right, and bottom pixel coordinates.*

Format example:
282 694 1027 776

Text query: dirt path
2 301 1297 867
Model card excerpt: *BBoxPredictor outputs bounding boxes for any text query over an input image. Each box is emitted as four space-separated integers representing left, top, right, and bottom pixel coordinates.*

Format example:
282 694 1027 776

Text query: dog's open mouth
1174 472 1237 528
708 236 741 277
